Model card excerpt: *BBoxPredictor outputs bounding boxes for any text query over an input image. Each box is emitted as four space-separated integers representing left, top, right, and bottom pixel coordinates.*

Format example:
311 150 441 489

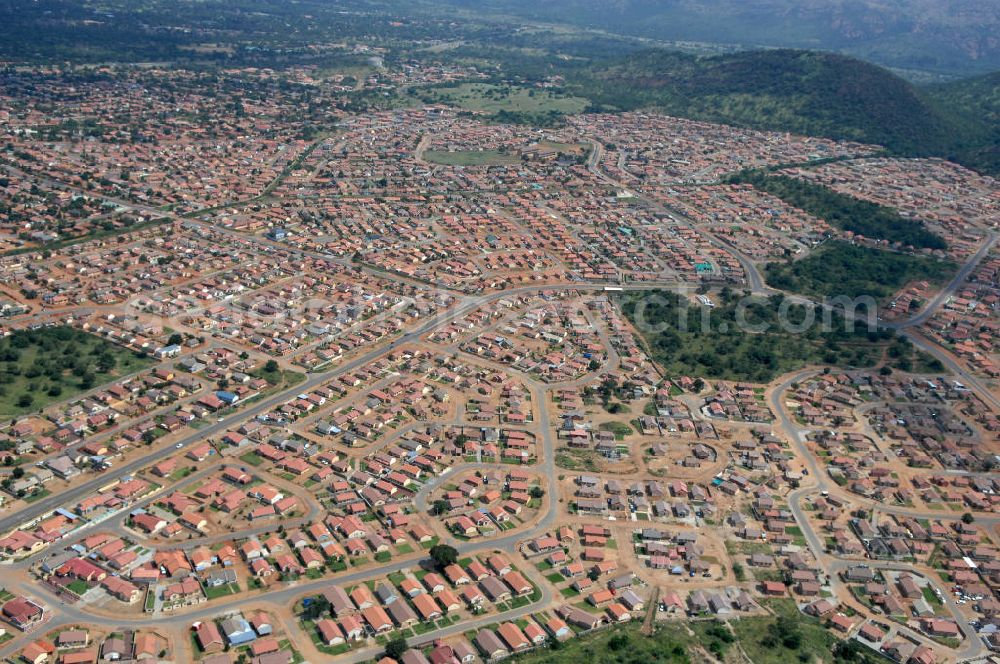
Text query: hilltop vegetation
726 171 946 250
565 50 990 167
923 71 1000 176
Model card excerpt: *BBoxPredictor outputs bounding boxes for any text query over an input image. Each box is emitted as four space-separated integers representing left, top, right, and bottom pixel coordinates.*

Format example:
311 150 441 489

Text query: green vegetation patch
598 421 633 440
0 326 153 418
423 149 520 166
564 49 996 174
417 83 588 125
617 290 893 382
730 598 882 664
765 240 956 301
203 582 240 600
555 448 599 472
502 622 689 664
729 172 945 249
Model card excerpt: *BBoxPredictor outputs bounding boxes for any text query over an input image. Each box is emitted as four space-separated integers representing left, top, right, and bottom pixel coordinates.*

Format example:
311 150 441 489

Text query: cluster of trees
764 240 955 301
0 327 123 397
728 172 945 250
702 621 736 658
617 290 890 383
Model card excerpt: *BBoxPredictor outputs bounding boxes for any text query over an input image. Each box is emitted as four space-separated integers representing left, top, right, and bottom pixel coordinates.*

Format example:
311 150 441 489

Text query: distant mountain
437 0 1000 79
563 49 997 173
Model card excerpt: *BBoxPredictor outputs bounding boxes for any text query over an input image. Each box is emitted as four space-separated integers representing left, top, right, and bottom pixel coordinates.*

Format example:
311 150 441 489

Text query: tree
167 333 184 346
432 499 449 515
762 616 801 650
303 595 330 620
429 544 458 570
96 352 116 373
384 636 408 661
608 633 629 651
264 359 280 373
961 512 975 524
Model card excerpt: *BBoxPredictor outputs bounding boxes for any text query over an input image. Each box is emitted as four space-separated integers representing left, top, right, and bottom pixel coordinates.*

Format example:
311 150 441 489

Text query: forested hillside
565 50 993 171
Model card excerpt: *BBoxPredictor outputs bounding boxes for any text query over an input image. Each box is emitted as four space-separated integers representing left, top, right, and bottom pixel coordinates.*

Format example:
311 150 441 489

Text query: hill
435 0 1000 79
566 49 969 158
922 71 1000 175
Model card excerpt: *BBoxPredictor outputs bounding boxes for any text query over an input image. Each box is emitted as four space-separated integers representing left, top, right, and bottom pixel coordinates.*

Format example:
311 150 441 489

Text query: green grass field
422 83 589 116
423 149 520 166
0 326 153 418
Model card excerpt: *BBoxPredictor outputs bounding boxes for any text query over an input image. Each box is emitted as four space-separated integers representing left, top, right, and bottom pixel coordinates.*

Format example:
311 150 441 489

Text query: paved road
771 370 987 660
899 231 998 330
582 135 768 293
0 360 567 661
0 279 591 659
0 283 595 536
2 141 997 662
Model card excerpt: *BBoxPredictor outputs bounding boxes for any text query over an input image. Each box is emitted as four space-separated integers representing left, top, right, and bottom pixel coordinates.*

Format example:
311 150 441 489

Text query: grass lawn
0 327 154 418
598 421 633 440
169 466 195 481
203 582 240 600
24 488 52 503
66 579 90 596
239 452 264 467
423 150 519 166
420 83 588 116
413 621 437 635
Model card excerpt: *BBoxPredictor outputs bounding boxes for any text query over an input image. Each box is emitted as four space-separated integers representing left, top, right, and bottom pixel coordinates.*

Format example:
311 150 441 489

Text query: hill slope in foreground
566 49 999 174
